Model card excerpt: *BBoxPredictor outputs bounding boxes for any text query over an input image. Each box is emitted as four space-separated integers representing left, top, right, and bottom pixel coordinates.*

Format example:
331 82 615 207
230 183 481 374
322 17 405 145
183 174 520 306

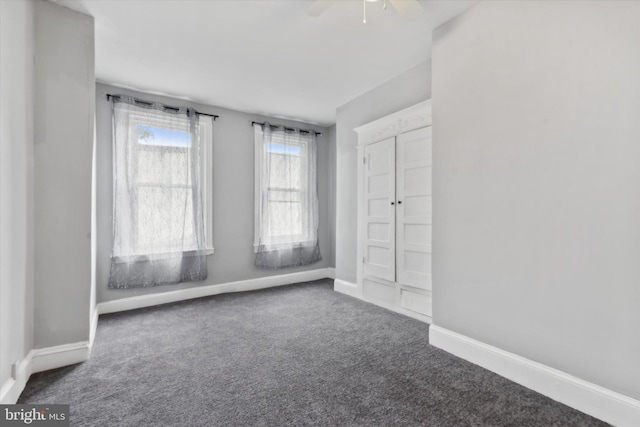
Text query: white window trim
125 112 214 256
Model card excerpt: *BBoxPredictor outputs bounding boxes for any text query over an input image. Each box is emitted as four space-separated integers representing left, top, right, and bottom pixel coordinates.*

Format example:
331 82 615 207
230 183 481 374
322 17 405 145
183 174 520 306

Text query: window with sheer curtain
254 123 321 269
108 96 212 289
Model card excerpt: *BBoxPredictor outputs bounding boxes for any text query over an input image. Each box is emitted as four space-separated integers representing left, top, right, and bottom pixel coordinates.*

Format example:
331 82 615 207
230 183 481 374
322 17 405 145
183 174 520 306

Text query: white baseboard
0 339 92 405
97 267 335 315
0 351 34 404
333 279 359 298
429 325 640 427
326 267 335 280
396 306 432 324
30 342 91 374
333 279 432 324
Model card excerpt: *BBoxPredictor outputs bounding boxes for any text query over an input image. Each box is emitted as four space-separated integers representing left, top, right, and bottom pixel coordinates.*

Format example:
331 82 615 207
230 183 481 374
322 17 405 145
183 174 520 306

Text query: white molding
0 350 34 404
30 342 91 374
365 296 431 324
430 325 640 427
354 100 432 146
1 339 92 404
326 267 336 280
396 306 432 324
356 141 365 304
334 279 359 298
333 279 431 324
97 267 335 315
89 306 99 350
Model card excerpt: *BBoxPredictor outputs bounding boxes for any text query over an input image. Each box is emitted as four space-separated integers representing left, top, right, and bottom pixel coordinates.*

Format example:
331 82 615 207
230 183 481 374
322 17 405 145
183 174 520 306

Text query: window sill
113 247 215 262
253 241 315 253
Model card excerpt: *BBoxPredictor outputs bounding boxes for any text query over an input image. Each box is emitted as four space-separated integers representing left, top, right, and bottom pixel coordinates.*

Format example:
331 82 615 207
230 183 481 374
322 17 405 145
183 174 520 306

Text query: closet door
363 137 396 283
396 127 432 290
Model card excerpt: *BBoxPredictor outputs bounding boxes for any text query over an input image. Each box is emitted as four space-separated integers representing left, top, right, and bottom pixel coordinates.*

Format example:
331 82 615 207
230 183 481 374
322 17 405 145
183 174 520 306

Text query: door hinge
363 156 366 164
362 256 366 263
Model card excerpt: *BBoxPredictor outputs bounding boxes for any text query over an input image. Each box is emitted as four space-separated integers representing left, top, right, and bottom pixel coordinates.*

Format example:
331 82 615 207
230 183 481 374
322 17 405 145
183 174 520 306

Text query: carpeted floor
19 279 607 426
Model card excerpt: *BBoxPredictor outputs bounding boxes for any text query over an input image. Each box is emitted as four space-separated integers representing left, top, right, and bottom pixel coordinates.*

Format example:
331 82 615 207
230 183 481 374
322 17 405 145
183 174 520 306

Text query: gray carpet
19 279 607 426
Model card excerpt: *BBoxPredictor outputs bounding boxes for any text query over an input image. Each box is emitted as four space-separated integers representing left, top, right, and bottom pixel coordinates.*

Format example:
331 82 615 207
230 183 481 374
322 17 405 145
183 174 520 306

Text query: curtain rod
106 94 219 120
251 121 322 136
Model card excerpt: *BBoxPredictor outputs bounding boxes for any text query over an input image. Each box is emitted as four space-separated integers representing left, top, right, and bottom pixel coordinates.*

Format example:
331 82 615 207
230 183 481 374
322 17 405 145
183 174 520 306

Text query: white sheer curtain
109 96 207 288
255 123 321 269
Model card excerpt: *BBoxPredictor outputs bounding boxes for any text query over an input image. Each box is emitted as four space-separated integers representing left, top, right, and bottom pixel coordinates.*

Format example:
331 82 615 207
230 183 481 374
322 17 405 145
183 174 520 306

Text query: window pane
131 123 198 254
136 186 195 253
137 125 191 147
137 147 190 185
267 150 302 190
266 190 302 239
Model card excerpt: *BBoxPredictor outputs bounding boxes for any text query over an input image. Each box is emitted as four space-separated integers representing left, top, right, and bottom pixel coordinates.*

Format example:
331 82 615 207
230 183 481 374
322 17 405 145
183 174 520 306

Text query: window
126 113 214 256
123 114 214 257
254 123 321 266
110 96 213 288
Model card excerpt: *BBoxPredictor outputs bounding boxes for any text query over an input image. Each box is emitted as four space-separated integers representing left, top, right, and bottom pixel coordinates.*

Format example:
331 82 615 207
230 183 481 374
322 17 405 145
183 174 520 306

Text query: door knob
397 200 402 204
391 202 395 205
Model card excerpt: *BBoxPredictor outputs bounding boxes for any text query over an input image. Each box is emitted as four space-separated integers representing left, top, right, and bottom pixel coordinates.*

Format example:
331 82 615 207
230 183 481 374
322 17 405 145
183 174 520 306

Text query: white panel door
363 137 396 282
396 127 432 290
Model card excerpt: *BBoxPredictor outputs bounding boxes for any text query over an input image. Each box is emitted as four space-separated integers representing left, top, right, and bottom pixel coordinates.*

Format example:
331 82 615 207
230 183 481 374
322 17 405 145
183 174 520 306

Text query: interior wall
432 0 640 400
334 61 431 283
95 83 334 303
33 0 95 348
0 0 35 392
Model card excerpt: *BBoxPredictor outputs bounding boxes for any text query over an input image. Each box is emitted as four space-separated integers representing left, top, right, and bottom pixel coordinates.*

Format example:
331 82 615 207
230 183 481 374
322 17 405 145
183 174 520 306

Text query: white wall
0 0 35 394
95 83 334 303
33 1 95 348
432 0 640 400
335 61 431 283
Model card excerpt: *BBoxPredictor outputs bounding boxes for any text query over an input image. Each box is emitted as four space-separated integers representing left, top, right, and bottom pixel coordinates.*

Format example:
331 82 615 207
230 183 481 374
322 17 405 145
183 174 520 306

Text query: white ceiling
55 0 475 126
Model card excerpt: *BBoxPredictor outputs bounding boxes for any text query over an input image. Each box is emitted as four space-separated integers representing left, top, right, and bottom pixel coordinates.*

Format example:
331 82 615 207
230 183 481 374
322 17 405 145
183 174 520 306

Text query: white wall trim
0 339 93 404
333 279 431 324
363 296 431 324
97 267 335 315
0 350 34 404
430 325 640 427
89 306 99 350
334 279 359 298
354 99 432 146
30 342 91 375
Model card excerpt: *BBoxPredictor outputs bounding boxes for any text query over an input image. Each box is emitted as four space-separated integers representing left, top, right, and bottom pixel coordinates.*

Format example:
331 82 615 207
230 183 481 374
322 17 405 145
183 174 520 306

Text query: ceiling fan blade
388 0 424 16
307 0 332 17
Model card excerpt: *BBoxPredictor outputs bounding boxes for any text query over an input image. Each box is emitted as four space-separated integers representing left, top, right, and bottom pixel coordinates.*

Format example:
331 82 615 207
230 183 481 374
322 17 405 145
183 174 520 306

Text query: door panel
396 127 432 290
400 288 433 317
403 194 431 218
363 278 396 307
363 137 395 283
